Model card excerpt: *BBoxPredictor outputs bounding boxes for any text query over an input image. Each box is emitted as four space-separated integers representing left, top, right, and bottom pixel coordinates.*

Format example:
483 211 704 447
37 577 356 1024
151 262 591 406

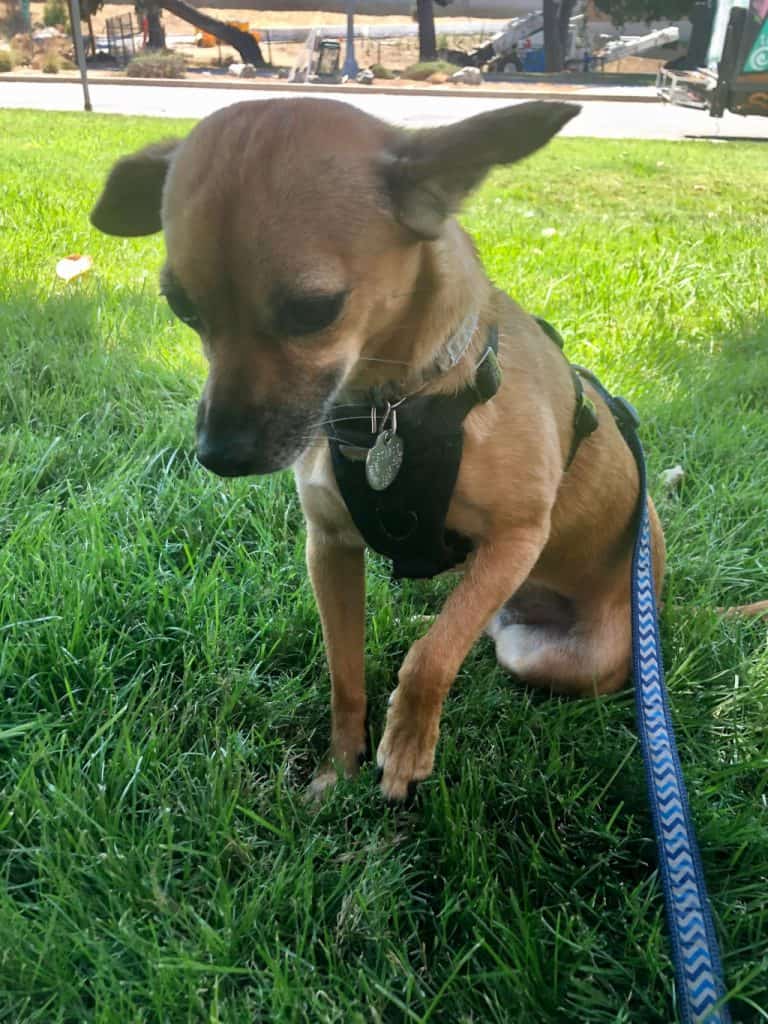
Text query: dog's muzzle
196 424 301 477
195 365 344 477
195 398 313 477
196 433 273 477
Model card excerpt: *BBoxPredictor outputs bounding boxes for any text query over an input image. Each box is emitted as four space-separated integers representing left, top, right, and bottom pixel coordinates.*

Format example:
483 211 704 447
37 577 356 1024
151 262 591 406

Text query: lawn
1 108 767 1023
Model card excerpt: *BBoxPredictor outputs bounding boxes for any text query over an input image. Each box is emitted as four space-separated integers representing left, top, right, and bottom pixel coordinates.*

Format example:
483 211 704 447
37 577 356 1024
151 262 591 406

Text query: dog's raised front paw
376 691 439 801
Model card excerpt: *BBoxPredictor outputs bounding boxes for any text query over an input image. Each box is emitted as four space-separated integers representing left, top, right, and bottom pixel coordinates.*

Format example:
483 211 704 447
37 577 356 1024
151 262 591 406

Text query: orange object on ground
198 23 261 47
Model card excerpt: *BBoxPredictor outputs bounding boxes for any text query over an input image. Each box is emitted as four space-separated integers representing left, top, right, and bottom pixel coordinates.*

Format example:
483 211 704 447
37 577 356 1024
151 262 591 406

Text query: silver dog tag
365 429 404 491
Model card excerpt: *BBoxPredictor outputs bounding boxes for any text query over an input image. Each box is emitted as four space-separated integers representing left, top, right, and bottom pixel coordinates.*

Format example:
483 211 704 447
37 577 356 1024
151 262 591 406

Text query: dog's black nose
196 397 265 476
196 432 261 477
195 395 310 476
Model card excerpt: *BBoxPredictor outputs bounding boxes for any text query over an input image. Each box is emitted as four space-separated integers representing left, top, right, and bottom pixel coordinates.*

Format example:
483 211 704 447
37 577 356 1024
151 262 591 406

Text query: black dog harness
324 319 597 580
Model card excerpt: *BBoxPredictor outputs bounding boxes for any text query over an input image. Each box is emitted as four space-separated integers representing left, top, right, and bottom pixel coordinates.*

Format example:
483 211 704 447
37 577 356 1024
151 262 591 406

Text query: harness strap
533 318 598 469
565 369 598 469
326 325 501 580
584 370 731 1024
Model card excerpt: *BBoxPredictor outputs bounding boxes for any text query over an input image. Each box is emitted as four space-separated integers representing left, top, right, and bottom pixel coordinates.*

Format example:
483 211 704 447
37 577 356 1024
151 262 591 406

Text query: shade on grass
1 109 766 1023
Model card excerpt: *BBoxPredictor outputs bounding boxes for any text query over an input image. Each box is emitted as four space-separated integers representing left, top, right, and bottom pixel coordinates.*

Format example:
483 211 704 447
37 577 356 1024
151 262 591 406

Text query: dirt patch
21 3 496 72
602 55 665 74
7 5 661 84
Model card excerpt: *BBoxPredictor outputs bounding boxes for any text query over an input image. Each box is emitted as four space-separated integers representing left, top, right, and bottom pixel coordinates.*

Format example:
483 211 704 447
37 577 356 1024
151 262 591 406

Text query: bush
370 62 395 80
42 53 60 73
125 52 186 79
43 0 68 29
0 48 19 72
402 59 456 80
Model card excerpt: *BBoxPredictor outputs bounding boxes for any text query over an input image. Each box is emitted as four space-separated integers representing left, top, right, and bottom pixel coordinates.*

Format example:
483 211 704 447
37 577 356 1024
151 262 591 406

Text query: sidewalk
6 77 767 138
0 69 661 104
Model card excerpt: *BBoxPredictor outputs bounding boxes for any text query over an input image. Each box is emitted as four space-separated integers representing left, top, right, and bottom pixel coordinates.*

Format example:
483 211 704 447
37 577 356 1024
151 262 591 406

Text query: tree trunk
161 0 266 65
87 12 96 56
146 4 166 49
543 0 563 72
543 0 577 72
416 0 437 62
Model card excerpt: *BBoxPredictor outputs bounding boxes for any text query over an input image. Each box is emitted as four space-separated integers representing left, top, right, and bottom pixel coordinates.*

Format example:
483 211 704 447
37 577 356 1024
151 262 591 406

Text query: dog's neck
347 223 493 400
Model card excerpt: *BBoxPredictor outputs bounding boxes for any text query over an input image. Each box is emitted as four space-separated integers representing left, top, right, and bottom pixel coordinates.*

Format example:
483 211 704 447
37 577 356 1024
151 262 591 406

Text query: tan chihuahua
91 98 665 801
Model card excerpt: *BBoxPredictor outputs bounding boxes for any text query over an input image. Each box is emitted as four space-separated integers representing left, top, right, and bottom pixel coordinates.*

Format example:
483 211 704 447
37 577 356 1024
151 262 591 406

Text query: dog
91 98 666 802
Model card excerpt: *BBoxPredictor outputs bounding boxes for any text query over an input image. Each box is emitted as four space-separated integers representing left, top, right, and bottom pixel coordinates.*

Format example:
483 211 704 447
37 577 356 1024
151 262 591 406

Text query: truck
657 0 768 117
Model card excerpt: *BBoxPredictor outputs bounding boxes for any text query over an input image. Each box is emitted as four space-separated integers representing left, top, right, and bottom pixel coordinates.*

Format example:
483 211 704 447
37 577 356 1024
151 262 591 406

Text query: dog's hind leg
487 585 631 697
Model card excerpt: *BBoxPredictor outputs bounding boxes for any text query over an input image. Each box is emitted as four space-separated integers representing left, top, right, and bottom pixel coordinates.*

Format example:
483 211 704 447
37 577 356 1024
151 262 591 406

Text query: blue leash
583 376 731 1024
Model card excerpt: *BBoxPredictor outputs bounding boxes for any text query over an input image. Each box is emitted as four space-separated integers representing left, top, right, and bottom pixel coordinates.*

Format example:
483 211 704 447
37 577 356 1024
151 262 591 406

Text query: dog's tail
717 600 768 621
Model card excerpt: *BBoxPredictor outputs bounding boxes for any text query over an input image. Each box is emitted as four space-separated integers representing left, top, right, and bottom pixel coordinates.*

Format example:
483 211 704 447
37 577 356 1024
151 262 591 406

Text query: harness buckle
473 333 502 404
575 394 599 438
610 396 641 436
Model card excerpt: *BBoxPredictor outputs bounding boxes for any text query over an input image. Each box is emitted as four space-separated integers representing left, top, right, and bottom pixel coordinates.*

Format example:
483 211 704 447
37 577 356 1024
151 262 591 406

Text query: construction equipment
599 26 679 64
289 29 342 82
445 9 586 71
657 0 768 117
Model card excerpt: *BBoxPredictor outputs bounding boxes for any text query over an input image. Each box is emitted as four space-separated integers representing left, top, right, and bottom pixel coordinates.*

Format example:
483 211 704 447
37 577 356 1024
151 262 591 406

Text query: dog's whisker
310 415 378 431
356 355 415 367
297 435 359 448
307 432 364 443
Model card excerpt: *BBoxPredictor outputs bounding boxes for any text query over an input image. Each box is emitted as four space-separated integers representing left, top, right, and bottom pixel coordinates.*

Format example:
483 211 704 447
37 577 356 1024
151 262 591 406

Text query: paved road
3 79 768 140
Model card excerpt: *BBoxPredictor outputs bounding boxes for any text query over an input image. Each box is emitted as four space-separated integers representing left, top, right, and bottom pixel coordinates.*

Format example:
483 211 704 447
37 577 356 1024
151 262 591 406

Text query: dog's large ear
379 101 580 239
90 139 181 237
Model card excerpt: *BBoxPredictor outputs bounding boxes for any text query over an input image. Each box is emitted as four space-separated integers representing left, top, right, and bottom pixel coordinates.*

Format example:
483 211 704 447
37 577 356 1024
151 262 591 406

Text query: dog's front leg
377 529 547 800
306 528 367 799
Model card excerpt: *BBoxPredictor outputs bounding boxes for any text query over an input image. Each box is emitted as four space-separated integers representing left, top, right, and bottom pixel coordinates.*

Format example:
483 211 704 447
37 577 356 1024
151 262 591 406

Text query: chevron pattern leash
572 367 732 1021
622 420 731 1024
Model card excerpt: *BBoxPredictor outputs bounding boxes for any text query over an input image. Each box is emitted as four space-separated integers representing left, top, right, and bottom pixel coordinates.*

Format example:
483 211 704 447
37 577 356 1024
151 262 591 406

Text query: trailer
657 0 768 117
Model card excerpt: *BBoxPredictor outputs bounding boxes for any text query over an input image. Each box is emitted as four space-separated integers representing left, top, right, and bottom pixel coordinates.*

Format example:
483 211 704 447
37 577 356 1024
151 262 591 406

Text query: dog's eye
278 291 346 336
163 288 203 332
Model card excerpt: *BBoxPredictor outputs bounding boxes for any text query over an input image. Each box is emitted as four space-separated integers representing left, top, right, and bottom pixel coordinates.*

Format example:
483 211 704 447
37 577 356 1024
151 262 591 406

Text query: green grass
125 53 187 80
401 61 457 80
1 109 767 1022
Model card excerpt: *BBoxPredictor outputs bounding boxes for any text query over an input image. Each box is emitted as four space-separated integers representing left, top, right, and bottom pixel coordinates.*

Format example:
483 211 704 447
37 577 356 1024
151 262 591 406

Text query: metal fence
105 14 138 66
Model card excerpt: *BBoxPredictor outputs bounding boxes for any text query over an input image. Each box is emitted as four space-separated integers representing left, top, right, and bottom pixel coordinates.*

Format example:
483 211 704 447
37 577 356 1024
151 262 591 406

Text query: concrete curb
0 73 662 103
